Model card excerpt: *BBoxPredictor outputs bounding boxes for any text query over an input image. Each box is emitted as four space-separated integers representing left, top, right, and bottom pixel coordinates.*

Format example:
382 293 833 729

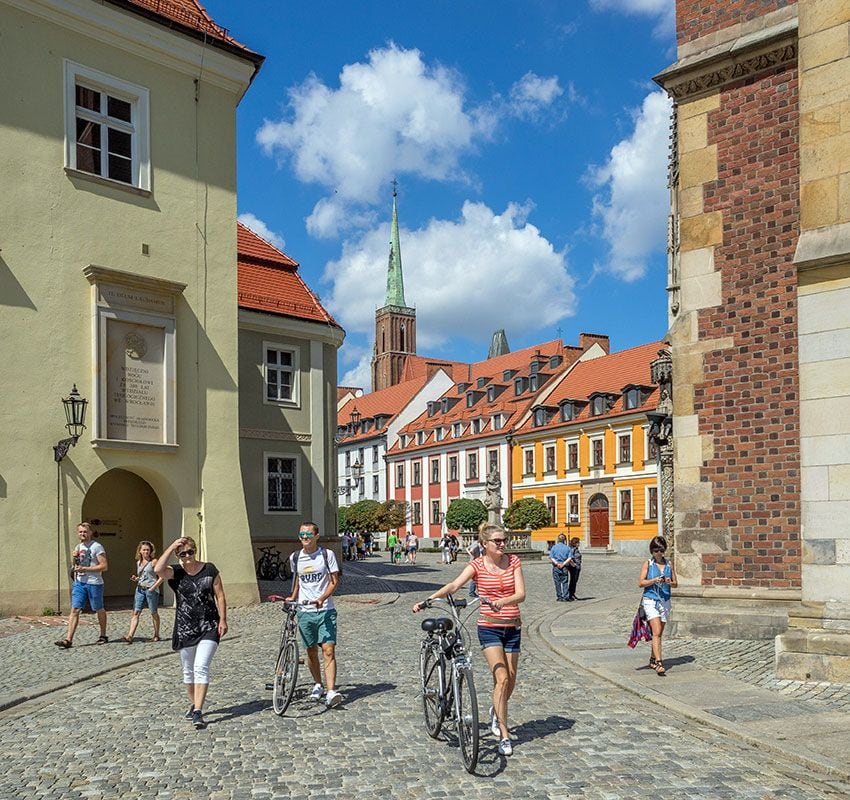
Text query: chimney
579 333 610 354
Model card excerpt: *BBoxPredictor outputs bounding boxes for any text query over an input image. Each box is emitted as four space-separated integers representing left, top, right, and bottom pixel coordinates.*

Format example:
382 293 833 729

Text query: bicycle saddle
421 617 454 633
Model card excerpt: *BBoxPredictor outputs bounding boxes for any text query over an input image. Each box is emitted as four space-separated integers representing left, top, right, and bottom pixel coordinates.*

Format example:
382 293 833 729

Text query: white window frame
372 474 380 496
544 442 556 473
566 438 580 471
492 413 504 430
471 418 482 435
452 422 463 438
396 463 406 489
264 452 300 515
590 436 605 468
448 455 459 481
523 448 535 476
544 493 557 525
412 501 422 525
618 433 632 465
64 61 150 191
617 488 633 522
646 485 659 520
263 342 299 407
431 500 441 524
567 493 580 524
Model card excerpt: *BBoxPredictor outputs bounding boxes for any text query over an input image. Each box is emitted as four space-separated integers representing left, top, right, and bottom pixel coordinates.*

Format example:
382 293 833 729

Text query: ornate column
648 348 674 555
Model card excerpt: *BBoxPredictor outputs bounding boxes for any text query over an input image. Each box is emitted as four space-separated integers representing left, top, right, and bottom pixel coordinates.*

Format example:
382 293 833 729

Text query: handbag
628 598 652 648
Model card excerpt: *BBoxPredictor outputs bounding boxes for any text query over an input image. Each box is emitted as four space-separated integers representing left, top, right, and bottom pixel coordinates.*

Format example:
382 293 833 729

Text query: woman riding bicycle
413 523 525 756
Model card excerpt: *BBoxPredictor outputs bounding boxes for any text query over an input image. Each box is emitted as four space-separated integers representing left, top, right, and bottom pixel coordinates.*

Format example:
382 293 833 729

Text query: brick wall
676 1 794 45
695 64 801 587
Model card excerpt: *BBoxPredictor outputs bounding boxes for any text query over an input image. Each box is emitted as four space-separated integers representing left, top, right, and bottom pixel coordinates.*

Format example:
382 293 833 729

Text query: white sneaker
489 706 500 738
325 689 343 708
310 683 324 701
498 738 513 756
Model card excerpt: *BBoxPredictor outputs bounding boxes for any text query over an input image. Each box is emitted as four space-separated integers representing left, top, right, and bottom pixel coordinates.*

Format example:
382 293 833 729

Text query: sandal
96 635 109 645
152 635 160 642
649 656 657 669
654 660 666 676
54 639 73 649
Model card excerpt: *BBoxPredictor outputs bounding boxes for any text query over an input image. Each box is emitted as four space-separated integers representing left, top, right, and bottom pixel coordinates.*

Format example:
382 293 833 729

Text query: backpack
290 546 342 585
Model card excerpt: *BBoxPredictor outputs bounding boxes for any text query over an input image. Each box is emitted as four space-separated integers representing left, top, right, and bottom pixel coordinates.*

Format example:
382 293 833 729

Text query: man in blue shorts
287 521 342 707
55 522 109 648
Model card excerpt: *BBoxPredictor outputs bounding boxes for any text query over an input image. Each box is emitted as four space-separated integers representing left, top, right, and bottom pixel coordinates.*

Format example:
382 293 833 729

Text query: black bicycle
418 595 488 773
256 545 292 582
269 599 307 715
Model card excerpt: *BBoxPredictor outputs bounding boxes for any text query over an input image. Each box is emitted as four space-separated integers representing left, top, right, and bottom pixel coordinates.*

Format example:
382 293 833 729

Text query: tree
377 499 408 531
445 498 488 532
503 497 551 531
338 504 353 535
345 499 382 534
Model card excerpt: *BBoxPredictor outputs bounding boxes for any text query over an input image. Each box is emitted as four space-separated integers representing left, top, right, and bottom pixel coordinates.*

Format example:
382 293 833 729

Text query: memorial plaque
106 319 165 442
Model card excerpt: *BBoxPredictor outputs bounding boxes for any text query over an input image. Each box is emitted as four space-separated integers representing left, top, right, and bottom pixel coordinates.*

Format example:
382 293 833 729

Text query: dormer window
591 394 611 416
375 415 386 429
560 401 574 422
471 418 482 434
503 369 516 382
492 413 504 430
487 385 495 402
452 422 463 437
417 430 426 445
435 427 446 442
361 419 371 434
457 382 469 394
529 374 539 392
514 377 527 396
476 376 490 389
466 392 475 408
623 386 649 410
533 407 550 427
427 401 437 417
549 355 563 369
400 434 408 448
441 398 449 413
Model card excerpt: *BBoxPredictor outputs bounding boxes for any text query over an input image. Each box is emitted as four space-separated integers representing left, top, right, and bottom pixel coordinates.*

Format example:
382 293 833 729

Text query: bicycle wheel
277 558 292 581
420 643 444 738
257 557 273 581
454 665 479 774
272 639 298 715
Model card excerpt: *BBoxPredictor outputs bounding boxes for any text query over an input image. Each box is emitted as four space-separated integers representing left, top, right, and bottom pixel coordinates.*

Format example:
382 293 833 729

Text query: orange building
511 342 664 554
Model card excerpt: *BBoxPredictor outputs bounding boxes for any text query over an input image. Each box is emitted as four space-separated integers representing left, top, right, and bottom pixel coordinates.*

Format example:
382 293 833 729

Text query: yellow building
511 342 664 554
0 0 266 613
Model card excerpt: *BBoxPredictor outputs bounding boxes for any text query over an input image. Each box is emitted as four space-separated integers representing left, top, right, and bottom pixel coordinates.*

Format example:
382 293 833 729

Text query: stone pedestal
776 604 850 682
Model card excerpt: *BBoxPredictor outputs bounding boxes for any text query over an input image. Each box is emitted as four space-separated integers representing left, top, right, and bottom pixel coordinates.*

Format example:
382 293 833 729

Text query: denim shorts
71 581 104 611
297 609 338 648
133 587 160 613
477 624 521 653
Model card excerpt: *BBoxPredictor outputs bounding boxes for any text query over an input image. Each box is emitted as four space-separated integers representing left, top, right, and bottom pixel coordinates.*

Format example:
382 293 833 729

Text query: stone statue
484 468 503 524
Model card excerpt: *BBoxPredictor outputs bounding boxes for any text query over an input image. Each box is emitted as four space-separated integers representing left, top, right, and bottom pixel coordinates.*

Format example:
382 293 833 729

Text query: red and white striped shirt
471 554 521 627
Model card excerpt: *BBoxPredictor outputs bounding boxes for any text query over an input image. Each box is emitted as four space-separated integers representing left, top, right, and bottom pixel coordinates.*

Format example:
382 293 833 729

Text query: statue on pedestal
484 468 503 525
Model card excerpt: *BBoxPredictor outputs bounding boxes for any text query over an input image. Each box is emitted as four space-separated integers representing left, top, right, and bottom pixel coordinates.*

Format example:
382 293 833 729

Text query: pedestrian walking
55 522 109 648
413 523 525 756
449 532 460 562
286 521 343 708
405 531 418 564
387 531 398 562
121 540 163 643
439 533 453 564
549 534 570 602
466 536 484 597
566 537 582 601
638 535 677 676
154 536 227 729
341 532 351 562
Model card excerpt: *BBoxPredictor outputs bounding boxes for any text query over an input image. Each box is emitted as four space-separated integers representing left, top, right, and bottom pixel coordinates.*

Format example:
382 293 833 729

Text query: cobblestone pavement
1 554 849 799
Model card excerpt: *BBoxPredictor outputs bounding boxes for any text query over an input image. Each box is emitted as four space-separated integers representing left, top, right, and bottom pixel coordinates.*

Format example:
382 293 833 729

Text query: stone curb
527 604 850 785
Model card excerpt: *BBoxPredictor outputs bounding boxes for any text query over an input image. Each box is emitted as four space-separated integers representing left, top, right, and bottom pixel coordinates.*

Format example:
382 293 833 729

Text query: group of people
438 531 461 564
340 531 372 561
53 516 677 746
386 530 419 563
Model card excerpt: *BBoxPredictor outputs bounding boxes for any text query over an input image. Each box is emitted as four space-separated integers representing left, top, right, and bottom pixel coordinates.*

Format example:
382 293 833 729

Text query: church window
265 345 298 404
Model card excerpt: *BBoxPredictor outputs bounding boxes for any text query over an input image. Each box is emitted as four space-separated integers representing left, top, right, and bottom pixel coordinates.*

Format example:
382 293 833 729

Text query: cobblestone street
2 554 849 799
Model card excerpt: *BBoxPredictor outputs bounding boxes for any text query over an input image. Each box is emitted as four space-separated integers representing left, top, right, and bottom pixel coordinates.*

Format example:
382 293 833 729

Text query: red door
589 494 609 547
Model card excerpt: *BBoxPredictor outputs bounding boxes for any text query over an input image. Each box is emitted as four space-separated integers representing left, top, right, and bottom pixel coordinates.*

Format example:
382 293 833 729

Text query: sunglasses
298 532 316 539
651 548 666 554
177 549 195 557
489 539 507 546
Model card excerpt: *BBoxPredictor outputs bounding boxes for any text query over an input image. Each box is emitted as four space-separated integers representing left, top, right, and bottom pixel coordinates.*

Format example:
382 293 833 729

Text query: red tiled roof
514 341 665 433
337 376 432 444
237 222 342 329
113 0 263 64
338 386 362 402
401 355 469 382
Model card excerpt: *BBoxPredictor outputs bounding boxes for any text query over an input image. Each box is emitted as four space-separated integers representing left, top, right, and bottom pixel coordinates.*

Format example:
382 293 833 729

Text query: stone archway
588 493 610 548
82 469 162 599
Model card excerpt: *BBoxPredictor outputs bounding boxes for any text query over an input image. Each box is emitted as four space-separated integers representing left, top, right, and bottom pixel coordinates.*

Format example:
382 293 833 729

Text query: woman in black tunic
154 536 227 729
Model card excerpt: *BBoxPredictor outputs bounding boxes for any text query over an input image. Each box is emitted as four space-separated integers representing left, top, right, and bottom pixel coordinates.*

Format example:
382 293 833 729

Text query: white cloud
323 201 575 349
306 197 378 240
237 213 286 250
257 44 496 235
590 0 675 38
508 72 564 120
588 90 672 281
339 352 373 391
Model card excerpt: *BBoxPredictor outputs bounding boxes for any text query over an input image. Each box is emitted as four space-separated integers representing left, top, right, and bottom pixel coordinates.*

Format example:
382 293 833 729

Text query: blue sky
202 0 676 388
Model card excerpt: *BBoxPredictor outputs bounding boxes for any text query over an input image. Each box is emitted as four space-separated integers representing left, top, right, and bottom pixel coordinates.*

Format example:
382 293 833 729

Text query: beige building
0 0 335 615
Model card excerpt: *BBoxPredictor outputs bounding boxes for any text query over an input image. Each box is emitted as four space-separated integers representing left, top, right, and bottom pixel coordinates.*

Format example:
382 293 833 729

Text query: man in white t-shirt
287 521 342 707
55 522 109 648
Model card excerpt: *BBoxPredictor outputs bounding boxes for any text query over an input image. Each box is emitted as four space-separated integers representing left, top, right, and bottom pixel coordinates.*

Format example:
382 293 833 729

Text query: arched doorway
82 469 162 600
588 493 610 548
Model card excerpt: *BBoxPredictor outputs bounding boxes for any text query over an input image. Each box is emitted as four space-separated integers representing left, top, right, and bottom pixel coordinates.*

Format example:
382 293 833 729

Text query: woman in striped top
413 523 525 756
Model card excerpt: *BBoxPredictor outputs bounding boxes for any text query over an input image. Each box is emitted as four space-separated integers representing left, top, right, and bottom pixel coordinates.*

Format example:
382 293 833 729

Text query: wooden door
589 494 609 548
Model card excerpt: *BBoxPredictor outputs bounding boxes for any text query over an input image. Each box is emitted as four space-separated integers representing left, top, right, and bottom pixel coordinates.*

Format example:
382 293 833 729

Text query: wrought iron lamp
54 384 88 462
335 458 363 496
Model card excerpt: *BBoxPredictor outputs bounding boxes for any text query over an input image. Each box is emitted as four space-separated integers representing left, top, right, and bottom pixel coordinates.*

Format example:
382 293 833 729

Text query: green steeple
385 185 406 307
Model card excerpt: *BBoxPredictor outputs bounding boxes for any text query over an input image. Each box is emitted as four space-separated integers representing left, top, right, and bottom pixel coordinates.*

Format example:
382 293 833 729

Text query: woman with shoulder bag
638 535 677 675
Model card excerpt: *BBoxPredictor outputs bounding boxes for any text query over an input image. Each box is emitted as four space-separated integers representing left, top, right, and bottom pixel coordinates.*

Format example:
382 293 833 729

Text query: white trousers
180 639 218 685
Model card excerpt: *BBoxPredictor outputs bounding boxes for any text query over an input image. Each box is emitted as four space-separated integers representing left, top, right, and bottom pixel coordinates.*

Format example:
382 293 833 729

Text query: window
431 501 441 524
417 431 425 445
524 449 535 475
545 495 556 524
529 374 539 392
468 452 478 480
492 413 504 430
345 451 351 467
400 434 408 448
412 502 422 525
436 427 445 441
647 486 658 520
472 418 482 434
449 455 458 481
441 398 450 413
619 489 632 521
466 392 475 408
358 477 365 496
427 401 437 417
514 377 527 396
453 422 463 437
431 459 440 484
568 493 579 523
647 431 659 460
265 346 297 403
413 461 421 486
358 447 364 465
592 439 604 467
372 445 379 464
545 445 556 473
488 449 499 475
624 387 642 410
266 456 297 512
373 475 379 495
487 385 496 402
561 402 574 422
591 395 607 416
533 407 549 427
568 442 579 470
65 62 150 190
396 464 405 488
618 434 631 464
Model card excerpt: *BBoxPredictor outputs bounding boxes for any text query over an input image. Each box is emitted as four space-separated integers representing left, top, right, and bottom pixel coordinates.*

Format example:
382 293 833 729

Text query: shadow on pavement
338 681 396 705
207 698 268 724
514 713 574 742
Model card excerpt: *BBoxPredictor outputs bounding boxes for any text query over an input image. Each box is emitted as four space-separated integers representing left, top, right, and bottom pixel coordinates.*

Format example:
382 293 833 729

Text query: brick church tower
656 1 850 681
372 188 416 391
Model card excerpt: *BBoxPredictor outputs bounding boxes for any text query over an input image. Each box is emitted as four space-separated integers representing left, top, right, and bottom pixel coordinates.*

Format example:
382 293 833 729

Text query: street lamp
336 458 363 496
54 384 88 615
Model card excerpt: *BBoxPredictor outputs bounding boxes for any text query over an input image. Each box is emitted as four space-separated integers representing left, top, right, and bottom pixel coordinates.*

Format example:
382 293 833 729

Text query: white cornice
5 0 256 97
239 308 345 348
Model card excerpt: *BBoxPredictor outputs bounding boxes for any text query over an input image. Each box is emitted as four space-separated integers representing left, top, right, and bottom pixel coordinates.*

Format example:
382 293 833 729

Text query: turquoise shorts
297 609 337 648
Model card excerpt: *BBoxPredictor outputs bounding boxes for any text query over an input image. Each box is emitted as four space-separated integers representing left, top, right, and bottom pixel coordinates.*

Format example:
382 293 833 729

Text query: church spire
385 182 406 307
